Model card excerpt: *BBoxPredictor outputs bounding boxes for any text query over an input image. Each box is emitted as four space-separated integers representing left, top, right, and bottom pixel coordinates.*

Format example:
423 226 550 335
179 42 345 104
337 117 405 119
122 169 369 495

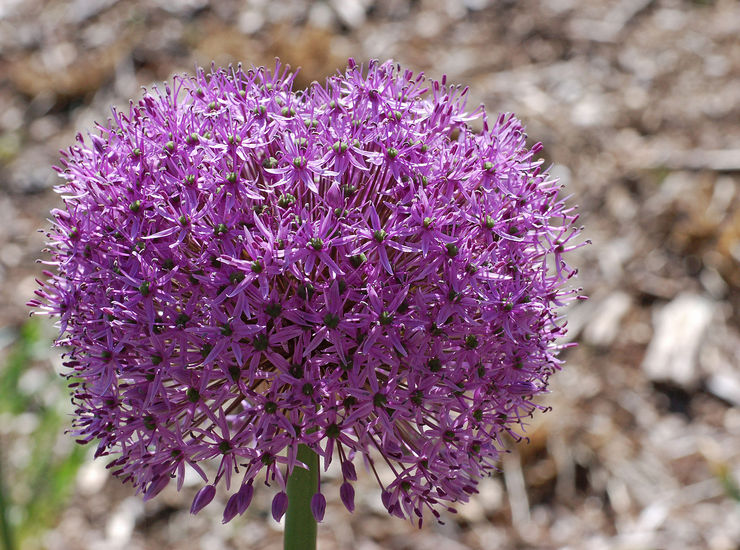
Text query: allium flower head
32 59 582 525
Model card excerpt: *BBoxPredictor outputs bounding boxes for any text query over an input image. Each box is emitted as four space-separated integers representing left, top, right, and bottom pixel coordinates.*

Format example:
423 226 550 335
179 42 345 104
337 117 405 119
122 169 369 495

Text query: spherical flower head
32 58 583 525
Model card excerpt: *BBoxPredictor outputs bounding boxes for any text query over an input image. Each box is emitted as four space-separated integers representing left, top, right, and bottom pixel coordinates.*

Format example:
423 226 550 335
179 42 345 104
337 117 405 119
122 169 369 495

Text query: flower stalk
285 445 319 550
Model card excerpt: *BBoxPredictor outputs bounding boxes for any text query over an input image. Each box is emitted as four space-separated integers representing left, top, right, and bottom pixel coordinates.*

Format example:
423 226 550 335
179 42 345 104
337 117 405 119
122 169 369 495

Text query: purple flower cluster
32 59 582 525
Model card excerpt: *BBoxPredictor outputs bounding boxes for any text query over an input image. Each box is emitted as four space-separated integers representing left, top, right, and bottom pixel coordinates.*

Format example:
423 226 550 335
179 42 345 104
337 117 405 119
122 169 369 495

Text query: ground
0 1 739 549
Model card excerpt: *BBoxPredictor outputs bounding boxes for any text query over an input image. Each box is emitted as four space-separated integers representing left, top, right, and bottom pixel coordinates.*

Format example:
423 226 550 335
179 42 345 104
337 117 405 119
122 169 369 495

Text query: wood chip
642 293 714 388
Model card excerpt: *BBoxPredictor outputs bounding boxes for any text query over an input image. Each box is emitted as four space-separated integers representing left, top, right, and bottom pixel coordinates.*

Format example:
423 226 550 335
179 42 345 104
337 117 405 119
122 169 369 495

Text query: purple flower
190 484 216 515
272 491 289 522
223 482 253 523
31 59 583 524
339 482 355 513
310 493 326 522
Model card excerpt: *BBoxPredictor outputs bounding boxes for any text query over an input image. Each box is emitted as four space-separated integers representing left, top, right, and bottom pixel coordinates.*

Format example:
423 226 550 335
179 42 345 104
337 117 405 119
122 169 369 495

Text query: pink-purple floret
32 58 583 526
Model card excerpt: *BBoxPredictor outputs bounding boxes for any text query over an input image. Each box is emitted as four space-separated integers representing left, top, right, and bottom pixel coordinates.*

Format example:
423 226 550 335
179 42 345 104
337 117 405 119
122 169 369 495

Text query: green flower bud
277 193 296 208
324 313 340 329
266 302 282 318
350 253 367 267
309 237 324 251
253 333 268 351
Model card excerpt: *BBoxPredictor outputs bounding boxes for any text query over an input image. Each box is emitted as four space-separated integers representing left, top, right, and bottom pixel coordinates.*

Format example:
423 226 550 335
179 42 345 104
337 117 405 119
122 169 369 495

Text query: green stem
0 449 16 550
284 444 318 550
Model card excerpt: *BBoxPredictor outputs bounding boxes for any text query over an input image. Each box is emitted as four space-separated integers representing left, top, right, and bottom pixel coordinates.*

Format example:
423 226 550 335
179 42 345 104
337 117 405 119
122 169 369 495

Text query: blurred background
1 0 739 548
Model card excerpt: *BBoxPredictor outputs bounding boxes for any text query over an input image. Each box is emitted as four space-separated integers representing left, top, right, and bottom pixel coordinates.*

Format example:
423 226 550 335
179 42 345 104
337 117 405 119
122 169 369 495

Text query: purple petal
271 491 289 522
143 476 169 501
508 381 538 395
341 461 357 481
89 134 105 154
223 492 240 523
368 203 381 230
377 246 393 275
339 482 355 512
381 490 393 510
237 482 254 514
326 181 342 207
190 484 216 515
310 493 326 522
